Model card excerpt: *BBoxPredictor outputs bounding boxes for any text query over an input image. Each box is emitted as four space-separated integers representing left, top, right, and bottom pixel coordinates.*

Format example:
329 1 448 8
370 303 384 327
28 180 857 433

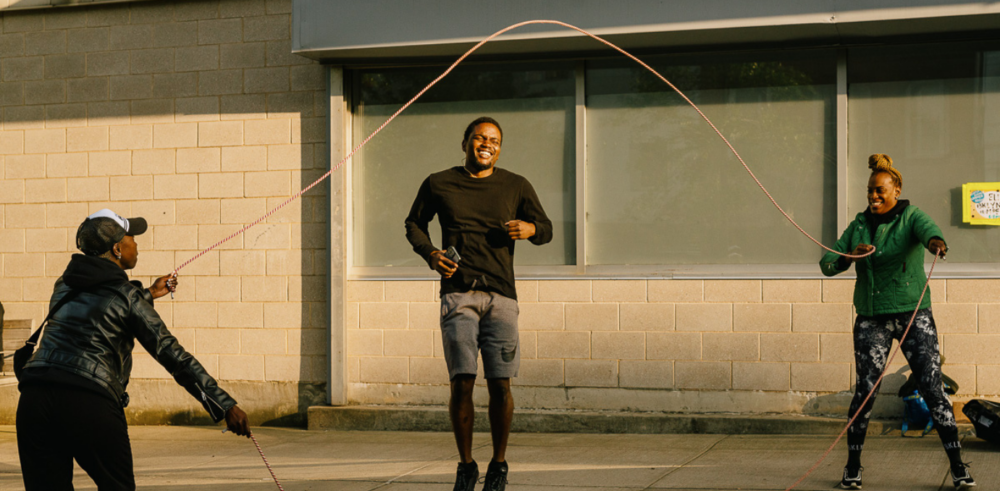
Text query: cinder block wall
0 0 329 425
348 279 1000 416
2 0 998 424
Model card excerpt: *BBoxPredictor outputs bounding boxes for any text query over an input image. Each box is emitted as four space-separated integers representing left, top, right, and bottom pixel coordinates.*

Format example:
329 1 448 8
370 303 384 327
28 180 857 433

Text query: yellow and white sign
962 182 1000 225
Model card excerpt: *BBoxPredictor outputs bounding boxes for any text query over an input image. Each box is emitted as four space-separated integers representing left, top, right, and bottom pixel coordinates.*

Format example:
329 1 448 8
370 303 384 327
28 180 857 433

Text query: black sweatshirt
405 166 553 300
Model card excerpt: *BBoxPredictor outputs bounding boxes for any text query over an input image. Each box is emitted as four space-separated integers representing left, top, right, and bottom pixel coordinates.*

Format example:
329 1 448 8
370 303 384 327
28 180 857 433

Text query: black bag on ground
11 290 78 381
962 399 1000 445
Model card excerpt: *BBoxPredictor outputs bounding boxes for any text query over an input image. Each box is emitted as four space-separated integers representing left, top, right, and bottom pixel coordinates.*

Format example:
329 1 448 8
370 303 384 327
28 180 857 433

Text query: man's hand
848 243 874 261
148 273 178 299
429 250 458 278
506 220 536 240
928 238 947 258
225 405 251 438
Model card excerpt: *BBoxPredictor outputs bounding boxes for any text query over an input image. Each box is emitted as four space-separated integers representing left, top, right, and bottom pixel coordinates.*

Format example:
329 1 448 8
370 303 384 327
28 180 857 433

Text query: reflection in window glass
586 51 837 265
848 43 1000 263
352 63 576 268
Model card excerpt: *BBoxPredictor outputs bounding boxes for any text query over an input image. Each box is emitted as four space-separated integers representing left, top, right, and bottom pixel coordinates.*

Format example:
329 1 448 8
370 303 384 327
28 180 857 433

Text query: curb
308 405 977 436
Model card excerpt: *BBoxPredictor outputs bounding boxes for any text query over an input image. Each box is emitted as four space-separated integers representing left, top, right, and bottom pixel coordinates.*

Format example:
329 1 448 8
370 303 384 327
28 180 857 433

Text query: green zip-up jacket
819 201 945 316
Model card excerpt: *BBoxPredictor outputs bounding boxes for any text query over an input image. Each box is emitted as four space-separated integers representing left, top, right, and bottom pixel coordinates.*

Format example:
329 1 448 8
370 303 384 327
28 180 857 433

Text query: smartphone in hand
444 246 461 263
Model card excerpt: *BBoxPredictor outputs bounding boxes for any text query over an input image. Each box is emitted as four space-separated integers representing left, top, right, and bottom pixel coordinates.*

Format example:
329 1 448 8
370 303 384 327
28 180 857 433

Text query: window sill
348 262 1000 280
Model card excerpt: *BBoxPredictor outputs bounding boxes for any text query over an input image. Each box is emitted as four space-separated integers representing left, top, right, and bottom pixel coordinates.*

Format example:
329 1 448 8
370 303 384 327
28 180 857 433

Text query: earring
115 252 121 260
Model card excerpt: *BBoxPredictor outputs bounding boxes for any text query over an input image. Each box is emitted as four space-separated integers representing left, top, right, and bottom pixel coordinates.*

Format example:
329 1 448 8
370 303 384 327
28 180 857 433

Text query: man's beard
466 158 494 172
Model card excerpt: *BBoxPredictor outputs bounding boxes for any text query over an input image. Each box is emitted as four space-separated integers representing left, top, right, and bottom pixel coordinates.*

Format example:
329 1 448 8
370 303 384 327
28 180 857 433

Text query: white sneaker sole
840 484 861 490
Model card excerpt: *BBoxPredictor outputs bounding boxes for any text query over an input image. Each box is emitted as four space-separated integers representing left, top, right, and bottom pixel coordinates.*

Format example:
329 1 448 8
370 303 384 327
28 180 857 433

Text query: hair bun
868 153 893 172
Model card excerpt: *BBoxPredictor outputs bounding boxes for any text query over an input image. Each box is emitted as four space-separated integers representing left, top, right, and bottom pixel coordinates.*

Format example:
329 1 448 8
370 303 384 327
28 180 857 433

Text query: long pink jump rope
171 20 943 491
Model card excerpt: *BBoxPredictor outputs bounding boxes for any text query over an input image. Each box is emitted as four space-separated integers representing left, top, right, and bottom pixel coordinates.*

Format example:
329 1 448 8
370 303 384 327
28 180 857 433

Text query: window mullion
576 61 587 274
837 49 849 233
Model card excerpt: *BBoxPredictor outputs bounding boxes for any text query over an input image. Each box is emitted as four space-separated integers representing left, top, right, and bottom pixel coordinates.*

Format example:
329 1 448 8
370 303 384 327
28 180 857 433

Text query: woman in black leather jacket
16 209 251 491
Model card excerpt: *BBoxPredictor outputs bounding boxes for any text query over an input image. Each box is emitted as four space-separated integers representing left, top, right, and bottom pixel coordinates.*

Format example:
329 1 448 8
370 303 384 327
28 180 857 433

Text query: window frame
343 46 1000 281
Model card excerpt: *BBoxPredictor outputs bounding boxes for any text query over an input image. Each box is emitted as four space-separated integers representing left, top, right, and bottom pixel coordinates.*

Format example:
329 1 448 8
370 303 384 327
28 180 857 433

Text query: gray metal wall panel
1 0 153 11
293 0 1000 61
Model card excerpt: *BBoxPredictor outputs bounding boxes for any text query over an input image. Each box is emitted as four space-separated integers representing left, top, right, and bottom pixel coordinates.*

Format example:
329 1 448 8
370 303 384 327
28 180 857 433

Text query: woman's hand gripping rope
148 273 178 300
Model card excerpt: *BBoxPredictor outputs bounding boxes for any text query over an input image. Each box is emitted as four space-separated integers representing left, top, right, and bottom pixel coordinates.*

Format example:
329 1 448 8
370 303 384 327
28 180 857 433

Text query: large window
586 51 837 266
348 41 1000 278
351 63 577 270
848 43 1000 265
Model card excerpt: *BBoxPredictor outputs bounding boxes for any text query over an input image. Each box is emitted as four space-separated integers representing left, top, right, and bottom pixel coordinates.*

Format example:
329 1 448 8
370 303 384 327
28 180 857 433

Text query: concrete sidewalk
0 426 996 490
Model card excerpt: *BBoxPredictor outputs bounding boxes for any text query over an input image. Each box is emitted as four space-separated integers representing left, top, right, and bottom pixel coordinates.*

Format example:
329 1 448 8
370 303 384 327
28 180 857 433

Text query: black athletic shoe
454 461 479 491
951 463 976 489
482 459 508 491
840 466 863 489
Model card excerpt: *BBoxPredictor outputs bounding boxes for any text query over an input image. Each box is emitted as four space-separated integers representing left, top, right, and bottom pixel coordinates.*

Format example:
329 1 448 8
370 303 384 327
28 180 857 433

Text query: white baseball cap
76 209 148 256
86 209 147 236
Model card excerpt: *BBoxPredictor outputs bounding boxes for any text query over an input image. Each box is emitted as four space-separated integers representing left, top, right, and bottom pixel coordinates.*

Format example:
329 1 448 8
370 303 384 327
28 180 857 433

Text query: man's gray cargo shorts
439 291 519 380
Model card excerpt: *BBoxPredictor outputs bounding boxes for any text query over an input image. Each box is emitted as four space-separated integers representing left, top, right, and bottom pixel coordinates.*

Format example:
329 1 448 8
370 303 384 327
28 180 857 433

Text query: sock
846 445 863 471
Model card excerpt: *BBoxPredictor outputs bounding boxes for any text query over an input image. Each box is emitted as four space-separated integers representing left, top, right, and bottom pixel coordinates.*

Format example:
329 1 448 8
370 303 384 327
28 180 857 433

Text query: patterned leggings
847 308 959 452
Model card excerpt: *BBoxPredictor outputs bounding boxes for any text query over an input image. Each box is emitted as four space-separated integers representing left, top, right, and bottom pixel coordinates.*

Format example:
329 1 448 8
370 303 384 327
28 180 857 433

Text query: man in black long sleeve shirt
405 117 552 491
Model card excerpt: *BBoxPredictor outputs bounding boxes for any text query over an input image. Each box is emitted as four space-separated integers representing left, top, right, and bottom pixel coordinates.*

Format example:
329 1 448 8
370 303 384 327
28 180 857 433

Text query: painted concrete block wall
0 0 329 424
2 0 999 425
347 279 1000 416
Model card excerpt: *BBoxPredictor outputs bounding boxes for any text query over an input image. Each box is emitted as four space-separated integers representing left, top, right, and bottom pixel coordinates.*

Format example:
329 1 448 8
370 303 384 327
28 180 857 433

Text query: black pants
847 308 959 451
16 383 135 491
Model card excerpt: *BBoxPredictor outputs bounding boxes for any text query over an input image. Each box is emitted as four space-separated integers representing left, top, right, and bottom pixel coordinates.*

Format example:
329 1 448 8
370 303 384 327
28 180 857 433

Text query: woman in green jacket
820 154 974 490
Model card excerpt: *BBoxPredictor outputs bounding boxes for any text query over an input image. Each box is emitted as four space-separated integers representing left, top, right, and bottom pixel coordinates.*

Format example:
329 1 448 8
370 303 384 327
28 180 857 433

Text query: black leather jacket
22 255 236 422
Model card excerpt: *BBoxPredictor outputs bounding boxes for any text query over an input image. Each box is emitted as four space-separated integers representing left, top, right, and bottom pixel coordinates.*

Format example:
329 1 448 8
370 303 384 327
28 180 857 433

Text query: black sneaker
482 459 508 491
453 461 478 491
951 463 976 489
840 466 863 489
